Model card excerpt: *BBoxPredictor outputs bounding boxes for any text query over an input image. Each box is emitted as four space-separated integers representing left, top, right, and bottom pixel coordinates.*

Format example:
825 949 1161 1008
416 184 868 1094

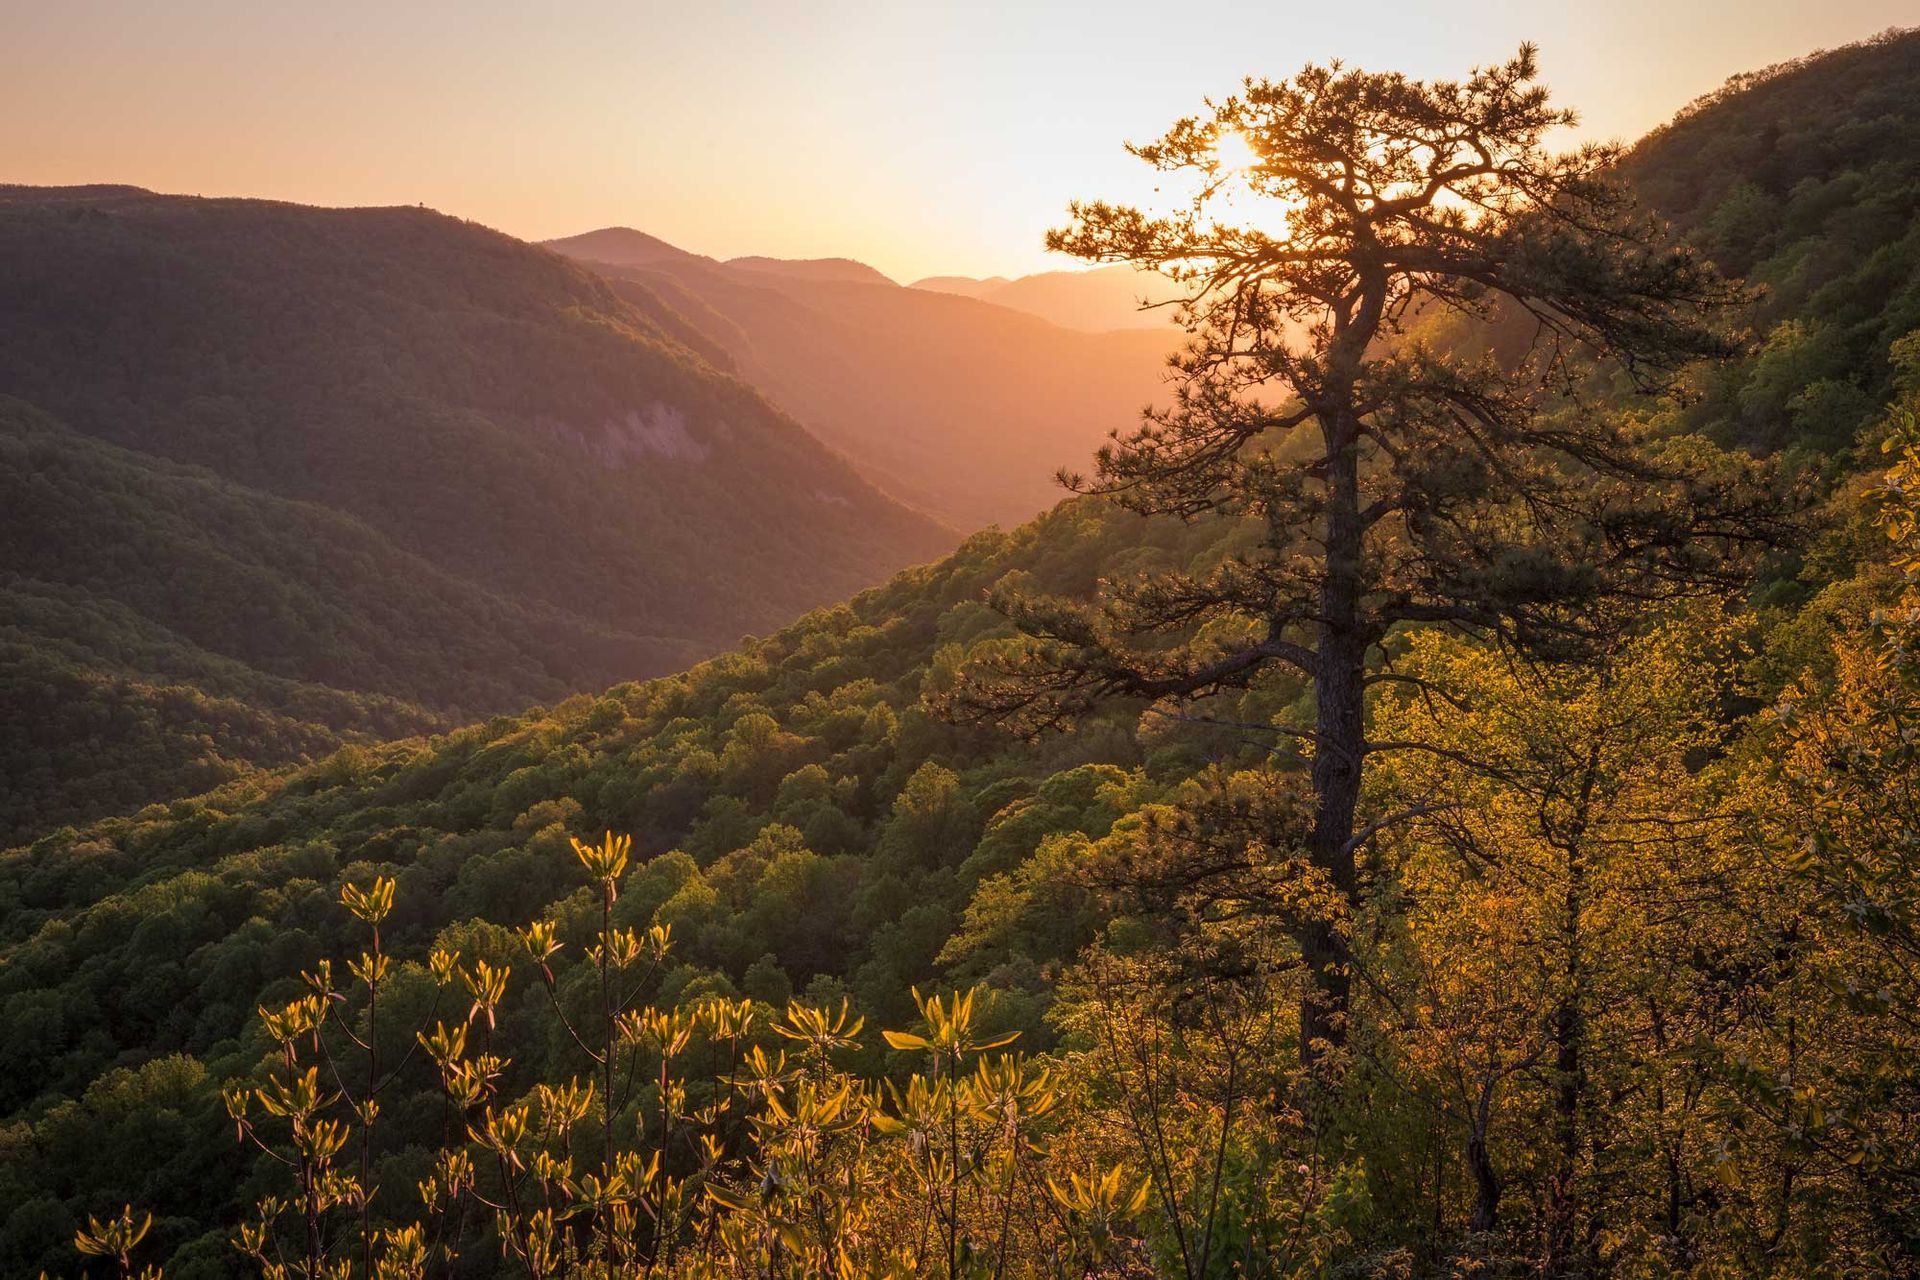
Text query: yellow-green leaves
348 949 391 988
772 998 865 1066
519 918 560 964
532 1078 595 1135
966 1054 1057 1131
374 1223 427 1280
1049 1164 1151 1218
255 1065 323 1120
727 1045 794 1102
221 1082 251 1136
74 1205 152 1263
621 1004 696 1057
470 1102 531 1165
698 994 756 1041
459 959 510 1030
415 1021 467 1069
297 1116 350 1162
1047 1165 1152 1268
209 826 1150 1278
1875 410 1920 576
428 947 460 985
339 875 395 925
258 994 325 1046
571 830 632 882
759 1076 859 1136
882 986 1019 1060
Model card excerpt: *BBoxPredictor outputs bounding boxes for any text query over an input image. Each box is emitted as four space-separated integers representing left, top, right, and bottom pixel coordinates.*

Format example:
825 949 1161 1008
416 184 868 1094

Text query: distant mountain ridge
540 225 695 269
539 231 898 288
543 228 1183 334
0 185 951 841
548 230 1178 528
723 255 897 287
909 274 1010 299
910 264 1185 332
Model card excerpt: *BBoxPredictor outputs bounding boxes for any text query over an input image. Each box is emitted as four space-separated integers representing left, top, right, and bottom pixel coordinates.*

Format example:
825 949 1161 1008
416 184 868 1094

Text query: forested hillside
547 229 1177 528
0 488 1191 1277
0 188 951 841
0 397 630 844
6 29 1920 1280
1622 28 1920 456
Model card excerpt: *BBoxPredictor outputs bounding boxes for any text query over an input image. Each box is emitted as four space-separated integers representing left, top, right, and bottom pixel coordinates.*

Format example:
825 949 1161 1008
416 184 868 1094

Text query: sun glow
1211 128 1262 173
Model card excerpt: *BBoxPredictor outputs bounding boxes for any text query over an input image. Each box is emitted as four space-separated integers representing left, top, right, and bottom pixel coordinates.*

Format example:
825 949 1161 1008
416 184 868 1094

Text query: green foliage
209 850 1155 1278
0 185 951 843
1624 29 1920 457
15 33 1920 1280
0 494 1257 1275
1748 410 1920 1247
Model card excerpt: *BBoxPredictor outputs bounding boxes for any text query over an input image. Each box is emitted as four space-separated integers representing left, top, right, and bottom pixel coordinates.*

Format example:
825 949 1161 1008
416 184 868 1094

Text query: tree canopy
956 46 1784 1063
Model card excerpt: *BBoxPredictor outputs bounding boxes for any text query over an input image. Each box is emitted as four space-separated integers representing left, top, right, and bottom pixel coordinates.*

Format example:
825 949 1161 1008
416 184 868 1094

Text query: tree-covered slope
0 400 665 711
1621 27 1920 455
0 188 953 841
0 493 1248 1274
0 395 665 844
6 34 1920 1276
0 186 951 640
0 595 421 850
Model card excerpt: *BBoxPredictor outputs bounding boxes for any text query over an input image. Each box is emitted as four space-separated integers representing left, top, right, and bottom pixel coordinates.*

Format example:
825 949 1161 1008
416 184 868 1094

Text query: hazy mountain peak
909 262 1184 332
545 229 898 288
542 225 704 268
551 237 1180 529
723 255 897 287
908 274 1012 299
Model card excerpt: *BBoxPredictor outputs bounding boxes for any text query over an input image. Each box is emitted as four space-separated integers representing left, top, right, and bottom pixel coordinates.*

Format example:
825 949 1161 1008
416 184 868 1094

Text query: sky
4 1 1912 282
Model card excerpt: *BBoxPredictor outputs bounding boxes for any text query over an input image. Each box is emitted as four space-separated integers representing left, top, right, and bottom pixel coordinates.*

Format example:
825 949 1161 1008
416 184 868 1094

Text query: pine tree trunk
1547 850 1587 1268
1299 411 1366 1065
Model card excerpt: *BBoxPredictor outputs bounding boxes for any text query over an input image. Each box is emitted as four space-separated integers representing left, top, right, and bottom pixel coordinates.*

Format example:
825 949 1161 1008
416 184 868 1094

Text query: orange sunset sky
5 0 1913 281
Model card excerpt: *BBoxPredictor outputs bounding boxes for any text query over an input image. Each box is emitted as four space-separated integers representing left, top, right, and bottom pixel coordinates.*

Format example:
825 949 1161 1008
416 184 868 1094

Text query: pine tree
954 46 1782 1064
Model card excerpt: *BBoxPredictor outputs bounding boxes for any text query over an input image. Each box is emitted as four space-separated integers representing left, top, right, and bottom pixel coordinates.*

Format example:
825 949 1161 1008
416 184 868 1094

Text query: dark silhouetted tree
953 46 1782 1065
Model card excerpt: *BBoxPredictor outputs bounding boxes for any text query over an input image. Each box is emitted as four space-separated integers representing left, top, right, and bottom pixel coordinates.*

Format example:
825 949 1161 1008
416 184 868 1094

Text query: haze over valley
545 227 1180 527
